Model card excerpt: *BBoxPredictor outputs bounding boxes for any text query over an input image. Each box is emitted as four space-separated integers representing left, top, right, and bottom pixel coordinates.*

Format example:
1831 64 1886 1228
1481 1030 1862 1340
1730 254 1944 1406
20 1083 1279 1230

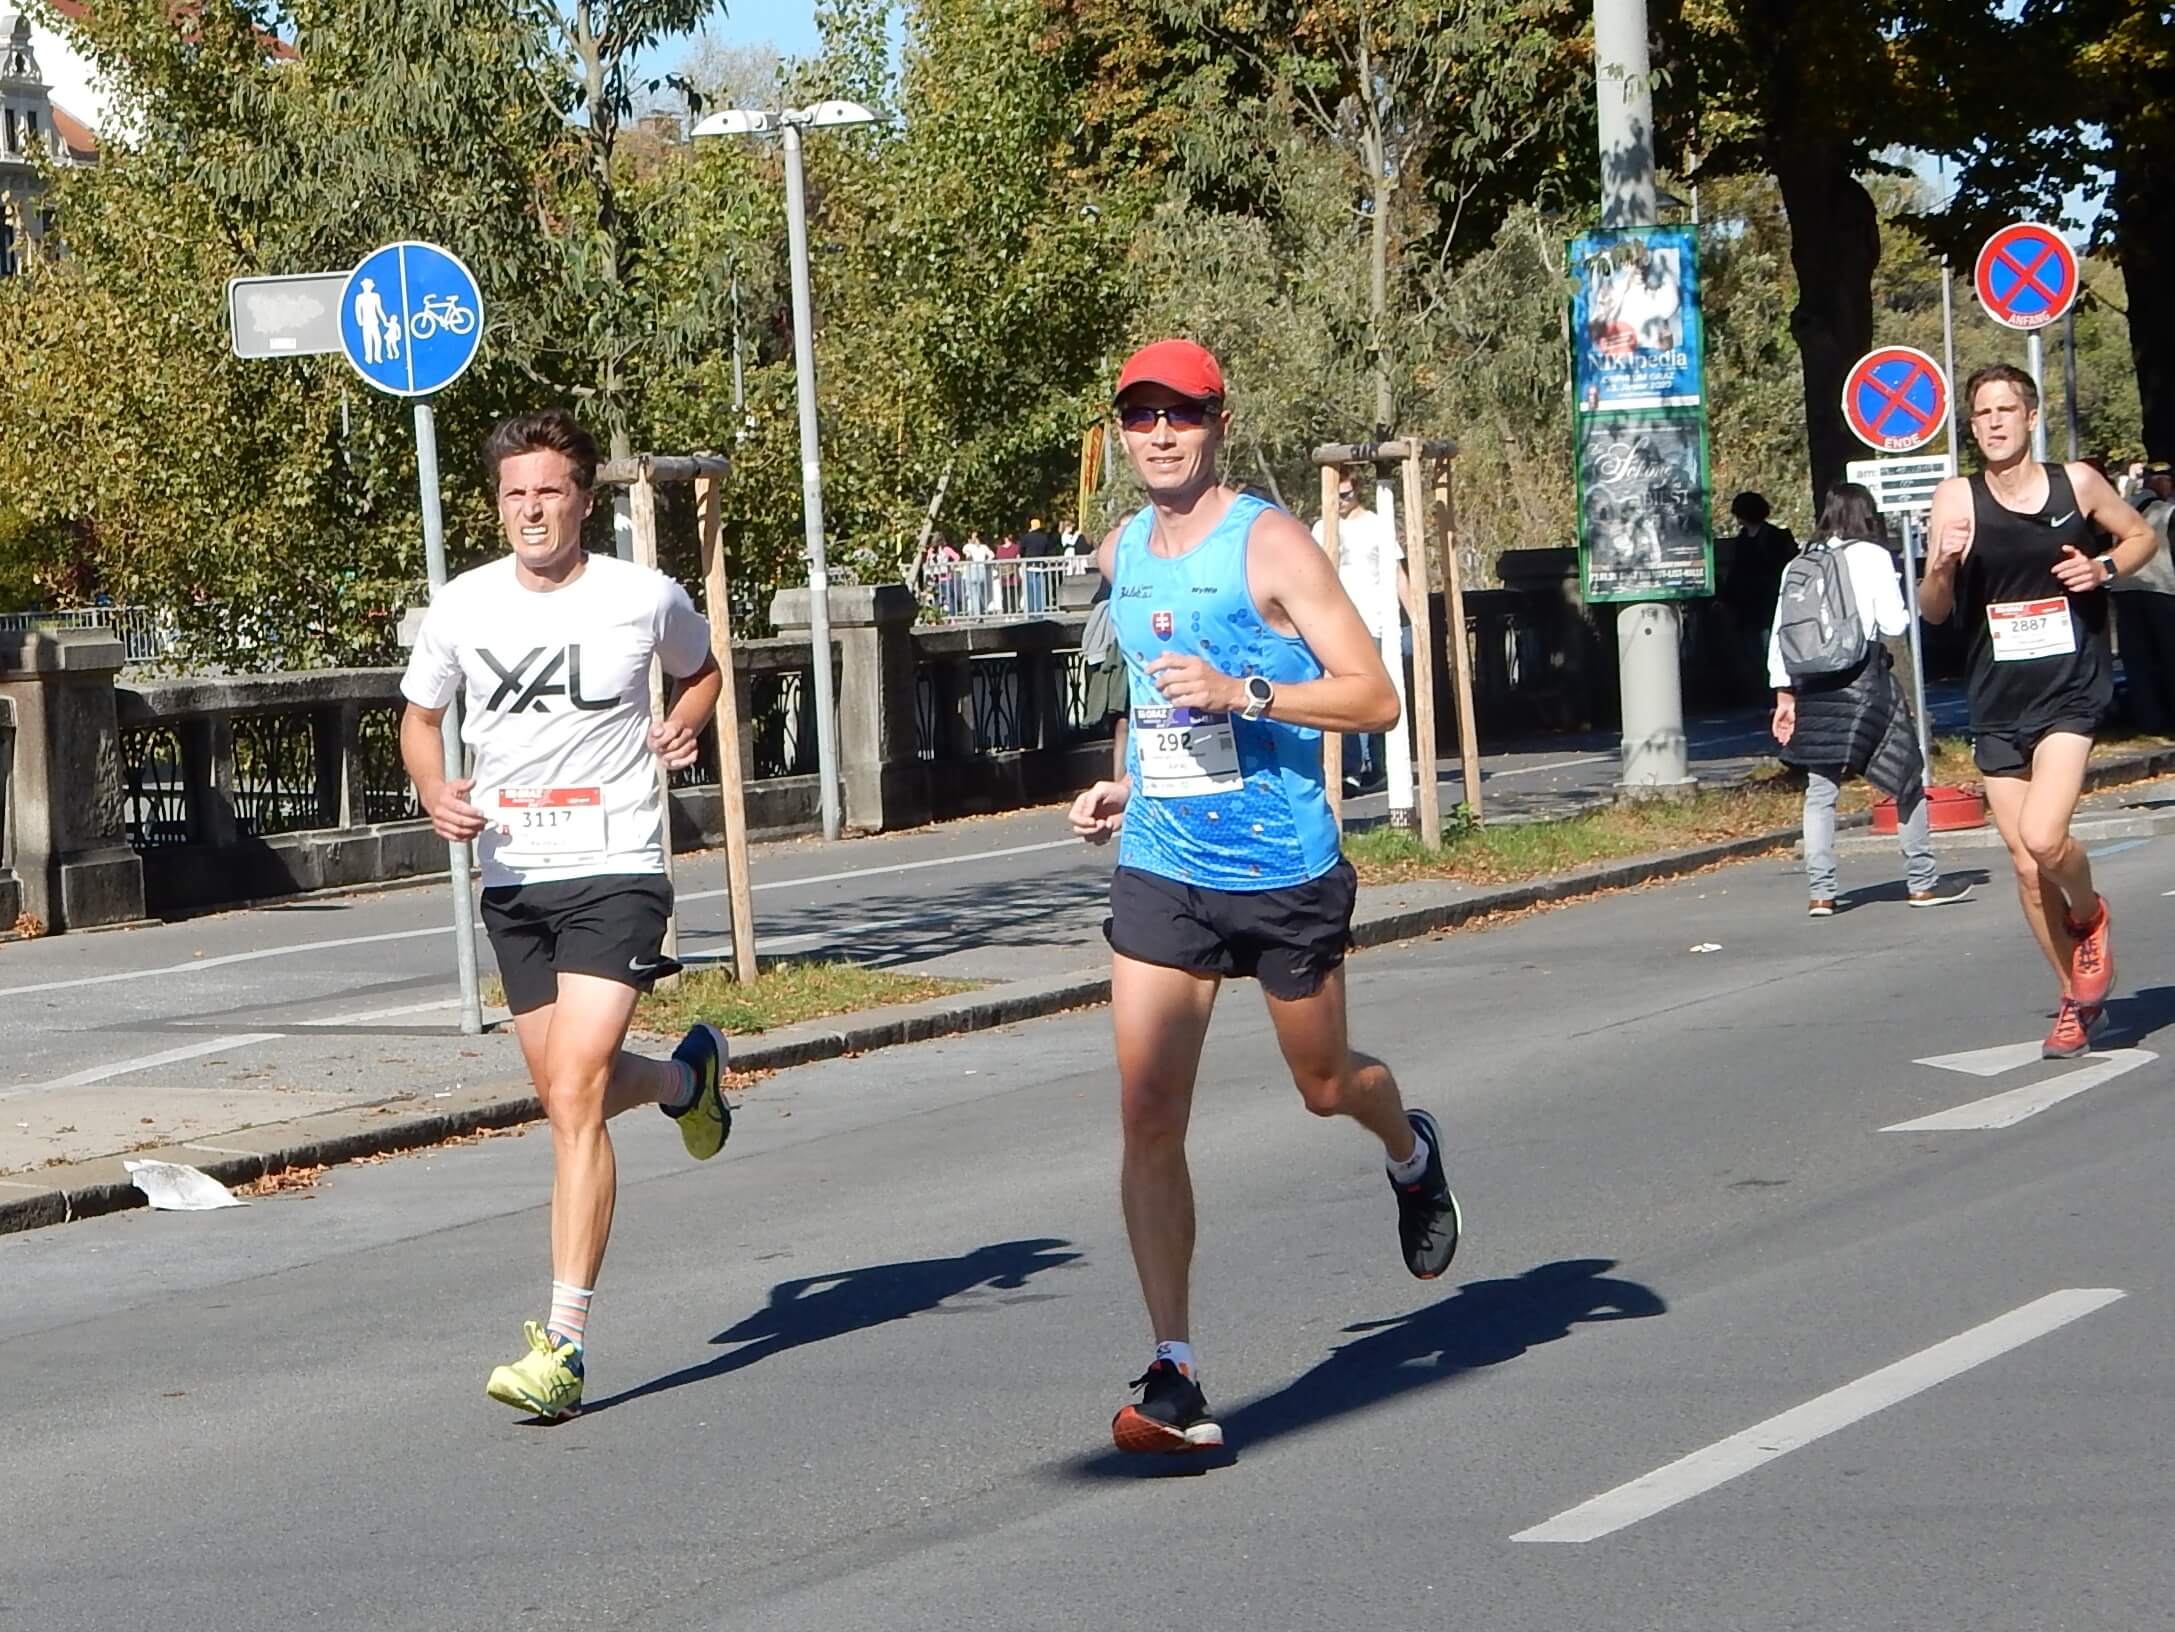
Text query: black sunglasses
1116 399 1220 431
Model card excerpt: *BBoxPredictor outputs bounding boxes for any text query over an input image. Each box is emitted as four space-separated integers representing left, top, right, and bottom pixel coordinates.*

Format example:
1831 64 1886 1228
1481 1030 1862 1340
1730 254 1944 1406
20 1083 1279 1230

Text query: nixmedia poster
1570 225 1705 412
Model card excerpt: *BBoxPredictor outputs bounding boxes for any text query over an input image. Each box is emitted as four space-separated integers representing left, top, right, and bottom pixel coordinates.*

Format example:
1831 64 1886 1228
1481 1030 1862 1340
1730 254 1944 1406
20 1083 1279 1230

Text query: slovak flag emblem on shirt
1151 609 1174 639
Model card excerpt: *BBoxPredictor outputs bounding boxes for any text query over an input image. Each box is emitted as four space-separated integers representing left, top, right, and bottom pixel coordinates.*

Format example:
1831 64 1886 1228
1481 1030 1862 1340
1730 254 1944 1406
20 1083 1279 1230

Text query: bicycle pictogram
408 293 478 340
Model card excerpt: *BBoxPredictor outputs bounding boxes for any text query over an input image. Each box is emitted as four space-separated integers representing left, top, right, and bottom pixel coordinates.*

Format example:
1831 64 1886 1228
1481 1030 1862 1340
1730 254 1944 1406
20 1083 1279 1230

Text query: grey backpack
1774 540 1866 680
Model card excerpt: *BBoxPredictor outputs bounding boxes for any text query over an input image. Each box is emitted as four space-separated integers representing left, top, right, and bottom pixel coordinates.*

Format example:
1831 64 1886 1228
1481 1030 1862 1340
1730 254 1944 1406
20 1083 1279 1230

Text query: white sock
1154 1339 1197 1377
1387 1134 1432 1186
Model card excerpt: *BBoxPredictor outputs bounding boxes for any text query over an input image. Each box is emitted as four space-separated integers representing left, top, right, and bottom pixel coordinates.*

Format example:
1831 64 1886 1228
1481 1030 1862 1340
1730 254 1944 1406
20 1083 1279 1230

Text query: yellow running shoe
665 1022 731 1160
485 1321 584 1419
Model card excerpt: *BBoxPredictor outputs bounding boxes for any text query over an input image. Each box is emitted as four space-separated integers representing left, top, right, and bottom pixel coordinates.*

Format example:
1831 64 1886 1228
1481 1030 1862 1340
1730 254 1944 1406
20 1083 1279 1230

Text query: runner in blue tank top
1066 339 1463 1455
1921 364 2158 1059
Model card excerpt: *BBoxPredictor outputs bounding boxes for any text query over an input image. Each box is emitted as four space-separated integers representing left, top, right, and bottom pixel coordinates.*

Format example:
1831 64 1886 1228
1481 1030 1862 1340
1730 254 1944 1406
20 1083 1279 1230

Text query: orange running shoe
2042 997 2100 1060
2067 900 2114 1006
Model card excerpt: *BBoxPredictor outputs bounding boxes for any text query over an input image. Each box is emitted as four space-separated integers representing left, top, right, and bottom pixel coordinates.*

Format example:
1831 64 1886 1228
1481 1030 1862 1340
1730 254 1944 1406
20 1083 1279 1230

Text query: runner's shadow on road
573 1238 1084 1417
1060 1258 1666 1478
2093 984 2175 1049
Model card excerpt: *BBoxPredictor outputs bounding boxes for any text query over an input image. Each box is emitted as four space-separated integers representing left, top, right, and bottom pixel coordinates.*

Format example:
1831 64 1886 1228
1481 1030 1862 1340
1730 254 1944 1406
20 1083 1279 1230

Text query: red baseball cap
1114 339 1226 403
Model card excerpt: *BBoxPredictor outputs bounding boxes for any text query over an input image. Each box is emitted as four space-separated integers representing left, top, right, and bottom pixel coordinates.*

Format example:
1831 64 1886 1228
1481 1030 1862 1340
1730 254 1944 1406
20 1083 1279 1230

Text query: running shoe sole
1111 1407 1223 1453
485 1376 581 1420
668 1022 732 1160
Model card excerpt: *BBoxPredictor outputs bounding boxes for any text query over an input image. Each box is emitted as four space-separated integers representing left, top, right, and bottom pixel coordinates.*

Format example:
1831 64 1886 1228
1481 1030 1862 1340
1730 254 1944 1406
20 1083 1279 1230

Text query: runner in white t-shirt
399 409 731 1420
1310 473 1412 791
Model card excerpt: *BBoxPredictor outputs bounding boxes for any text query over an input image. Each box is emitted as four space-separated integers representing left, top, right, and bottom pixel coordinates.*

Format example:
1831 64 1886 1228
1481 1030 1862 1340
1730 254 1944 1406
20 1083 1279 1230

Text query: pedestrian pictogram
1973 222 2078 332
1841 346 1949 454
339 241 486 397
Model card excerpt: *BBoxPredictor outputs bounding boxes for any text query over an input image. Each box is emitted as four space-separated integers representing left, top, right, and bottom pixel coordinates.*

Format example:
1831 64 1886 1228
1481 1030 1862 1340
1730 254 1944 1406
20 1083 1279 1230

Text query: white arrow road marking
1513 1288 2127 1543
1914 1040 2045 1078
1886 1047 2157 1131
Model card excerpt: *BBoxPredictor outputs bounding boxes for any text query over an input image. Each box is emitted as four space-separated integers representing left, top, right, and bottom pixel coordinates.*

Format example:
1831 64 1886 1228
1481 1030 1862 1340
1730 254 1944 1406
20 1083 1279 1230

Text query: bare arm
650 654 724 770
1240 509 1399 731
400 702 485 842
1917 476 1974 625
2072 462 2158 570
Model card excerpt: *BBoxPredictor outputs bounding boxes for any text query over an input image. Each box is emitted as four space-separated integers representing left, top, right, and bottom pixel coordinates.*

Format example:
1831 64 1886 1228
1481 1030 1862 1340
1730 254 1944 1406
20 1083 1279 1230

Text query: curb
12 745 2172 1238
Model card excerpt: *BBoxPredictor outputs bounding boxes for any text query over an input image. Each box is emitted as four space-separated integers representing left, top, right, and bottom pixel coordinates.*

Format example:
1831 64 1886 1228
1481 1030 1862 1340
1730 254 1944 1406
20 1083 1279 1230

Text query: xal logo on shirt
1151 610 1175 639
479 645 623 713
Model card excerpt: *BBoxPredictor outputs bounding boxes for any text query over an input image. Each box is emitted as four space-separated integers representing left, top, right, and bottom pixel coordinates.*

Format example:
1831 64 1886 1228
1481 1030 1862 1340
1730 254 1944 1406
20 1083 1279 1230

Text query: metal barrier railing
0 607 174 664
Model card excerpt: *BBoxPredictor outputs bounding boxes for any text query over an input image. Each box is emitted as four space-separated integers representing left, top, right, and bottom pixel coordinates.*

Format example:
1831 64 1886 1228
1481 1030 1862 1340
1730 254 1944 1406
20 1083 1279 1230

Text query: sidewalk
15 704 2158 1238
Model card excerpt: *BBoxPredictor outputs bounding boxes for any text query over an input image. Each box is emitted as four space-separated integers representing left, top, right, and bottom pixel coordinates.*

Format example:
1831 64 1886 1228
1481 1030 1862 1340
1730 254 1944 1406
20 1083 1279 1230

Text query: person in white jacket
1768 483 1972 916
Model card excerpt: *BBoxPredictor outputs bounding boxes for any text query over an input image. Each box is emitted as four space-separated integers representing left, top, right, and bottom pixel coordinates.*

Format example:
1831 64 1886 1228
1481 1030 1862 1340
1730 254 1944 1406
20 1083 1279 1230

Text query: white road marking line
2087 838 2148 859
1916 1040 2046 1078
1512 1288 2127 1544
0 1033 286 1102
296 996 468 1026
1883 1049 2155 1131
0 927 449 1000
680 838 1082 902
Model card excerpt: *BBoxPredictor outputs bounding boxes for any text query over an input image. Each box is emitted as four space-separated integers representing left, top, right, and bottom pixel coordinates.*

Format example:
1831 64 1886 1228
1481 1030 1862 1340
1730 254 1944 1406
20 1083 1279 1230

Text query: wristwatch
1240 675 1275 721
2096 552 2119 583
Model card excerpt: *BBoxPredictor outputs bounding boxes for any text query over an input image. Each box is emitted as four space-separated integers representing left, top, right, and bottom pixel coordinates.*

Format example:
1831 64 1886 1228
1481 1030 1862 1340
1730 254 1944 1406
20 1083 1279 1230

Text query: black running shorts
1973 717 2100 778
1104 860 1357 1000
480 872 678 1015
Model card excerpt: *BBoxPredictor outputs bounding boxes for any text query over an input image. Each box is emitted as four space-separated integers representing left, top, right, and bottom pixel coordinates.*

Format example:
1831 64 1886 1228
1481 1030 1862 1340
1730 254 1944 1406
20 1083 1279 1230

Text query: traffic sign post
1847 452 1955 778
1975 222 2079 465
339 242 488 1036
231 241 490 1032
1841 346 1949 454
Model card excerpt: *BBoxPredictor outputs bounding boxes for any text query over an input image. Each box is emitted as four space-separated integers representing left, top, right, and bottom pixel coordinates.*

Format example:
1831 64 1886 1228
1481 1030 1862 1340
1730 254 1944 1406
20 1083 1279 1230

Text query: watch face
1246 677 1272 702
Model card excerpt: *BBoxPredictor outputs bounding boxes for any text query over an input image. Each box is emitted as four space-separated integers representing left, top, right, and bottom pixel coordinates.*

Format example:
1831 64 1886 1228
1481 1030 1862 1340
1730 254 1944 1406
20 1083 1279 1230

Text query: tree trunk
2112 139 2175 461
1772 141 1879 513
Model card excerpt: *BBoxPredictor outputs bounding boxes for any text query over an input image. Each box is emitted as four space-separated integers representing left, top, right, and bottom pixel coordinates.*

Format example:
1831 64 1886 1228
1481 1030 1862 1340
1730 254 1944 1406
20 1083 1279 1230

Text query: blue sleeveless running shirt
1109 494 1342 891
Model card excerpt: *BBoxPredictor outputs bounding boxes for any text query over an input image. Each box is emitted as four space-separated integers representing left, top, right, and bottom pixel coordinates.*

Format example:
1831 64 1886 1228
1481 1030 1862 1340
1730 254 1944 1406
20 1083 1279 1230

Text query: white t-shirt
1766 538 1909 689
1312 506 1404 636
401 553 711 888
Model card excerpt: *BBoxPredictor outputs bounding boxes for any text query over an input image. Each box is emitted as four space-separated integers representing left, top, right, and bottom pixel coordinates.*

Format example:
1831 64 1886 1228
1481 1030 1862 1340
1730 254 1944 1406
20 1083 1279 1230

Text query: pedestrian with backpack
1769 482 1973 916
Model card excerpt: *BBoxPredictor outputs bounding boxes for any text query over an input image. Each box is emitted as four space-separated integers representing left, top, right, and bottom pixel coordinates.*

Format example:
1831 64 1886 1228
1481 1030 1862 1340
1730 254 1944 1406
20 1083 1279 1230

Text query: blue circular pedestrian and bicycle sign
339 241 485 397
1972 222 2078 332
1841 345 1950 454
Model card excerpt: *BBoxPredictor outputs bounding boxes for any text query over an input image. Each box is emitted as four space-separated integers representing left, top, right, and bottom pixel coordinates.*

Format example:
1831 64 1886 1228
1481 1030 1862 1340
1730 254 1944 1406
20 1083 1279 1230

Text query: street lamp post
695 100 878 842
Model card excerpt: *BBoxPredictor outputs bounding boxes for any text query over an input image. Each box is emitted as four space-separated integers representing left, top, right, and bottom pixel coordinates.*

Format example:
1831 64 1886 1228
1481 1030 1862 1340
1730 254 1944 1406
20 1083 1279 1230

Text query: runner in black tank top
1955 461 2113 756
1920 364 2160 1059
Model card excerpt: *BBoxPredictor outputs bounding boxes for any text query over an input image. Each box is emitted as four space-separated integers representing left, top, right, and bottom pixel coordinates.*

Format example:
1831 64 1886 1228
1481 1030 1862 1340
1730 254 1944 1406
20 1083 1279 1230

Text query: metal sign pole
2027 330 2049 462
1898 510 1934 777
1940 257 1959 459
415 401 485 1036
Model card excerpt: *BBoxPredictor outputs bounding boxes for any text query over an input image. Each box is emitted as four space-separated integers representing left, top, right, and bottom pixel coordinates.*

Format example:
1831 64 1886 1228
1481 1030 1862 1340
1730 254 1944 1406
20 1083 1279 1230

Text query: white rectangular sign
227 271 350 359
1846 454 1954 518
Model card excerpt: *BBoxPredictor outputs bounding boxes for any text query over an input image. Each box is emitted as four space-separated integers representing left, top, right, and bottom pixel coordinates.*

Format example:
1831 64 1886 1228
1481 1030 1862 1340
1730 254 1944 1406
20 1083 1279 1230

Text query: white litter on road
1689 943 1724 954
124 1159 248 1211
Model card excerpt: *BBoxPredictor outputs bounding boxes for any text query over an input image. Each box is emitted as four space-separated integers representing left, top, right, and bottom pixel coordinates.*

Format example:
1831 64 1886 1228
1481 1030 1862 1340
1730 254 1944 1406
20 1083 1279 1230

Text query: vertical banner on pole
1318 463 1345 831
1398 452 1442 846
697 473 760 986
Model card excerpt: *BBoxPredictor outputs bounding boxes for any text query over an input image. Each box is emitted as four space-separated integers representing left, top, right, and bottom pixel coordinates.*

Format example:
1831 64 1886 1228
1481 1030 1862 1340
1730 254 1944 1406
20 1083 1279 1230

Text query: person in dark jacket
1722 491 1799 699
1769 483 1972 916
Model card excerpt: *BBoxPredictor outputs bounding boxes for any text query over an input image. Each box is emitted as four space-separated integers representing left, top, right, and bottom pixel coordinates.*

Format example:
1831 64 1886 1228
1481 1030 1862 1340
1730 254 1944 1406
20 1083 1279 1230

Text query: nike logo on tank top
1108 494 1342 890
1957 463 2112 736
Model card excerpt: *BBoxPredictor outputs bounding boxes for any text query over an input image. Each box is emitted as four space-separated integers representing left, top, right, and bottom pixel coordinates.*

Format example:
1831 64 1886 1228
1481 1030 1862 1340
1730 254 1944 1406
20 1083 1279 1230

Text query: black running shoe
1391 1108 1462 1280
1111 1360 1223 1454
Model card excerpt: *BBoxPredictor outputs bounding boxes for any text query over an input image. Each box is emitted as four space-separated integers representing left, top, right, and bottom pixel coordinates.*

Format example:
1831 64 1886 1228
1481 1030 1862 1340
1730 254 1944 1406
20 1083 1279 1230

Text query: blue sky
709 3 821 59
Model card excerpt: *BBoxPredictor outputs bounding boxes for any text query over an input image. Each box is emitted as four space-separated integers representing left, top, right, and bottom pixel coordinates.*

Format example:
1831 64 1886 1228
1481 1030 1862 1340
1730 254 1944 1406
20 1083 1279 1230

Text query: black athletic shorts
1973 717 2101 777
480 872 679 1015
1104 860 1357 1000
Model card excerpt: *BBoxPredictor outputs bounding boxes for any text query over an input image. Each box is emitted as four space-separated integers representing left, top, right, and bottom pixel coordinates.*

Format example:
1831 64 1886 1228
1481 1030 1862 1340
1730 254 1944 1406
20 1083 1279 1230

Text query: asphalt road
0 704 1871 1172
6 817 2167 1630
